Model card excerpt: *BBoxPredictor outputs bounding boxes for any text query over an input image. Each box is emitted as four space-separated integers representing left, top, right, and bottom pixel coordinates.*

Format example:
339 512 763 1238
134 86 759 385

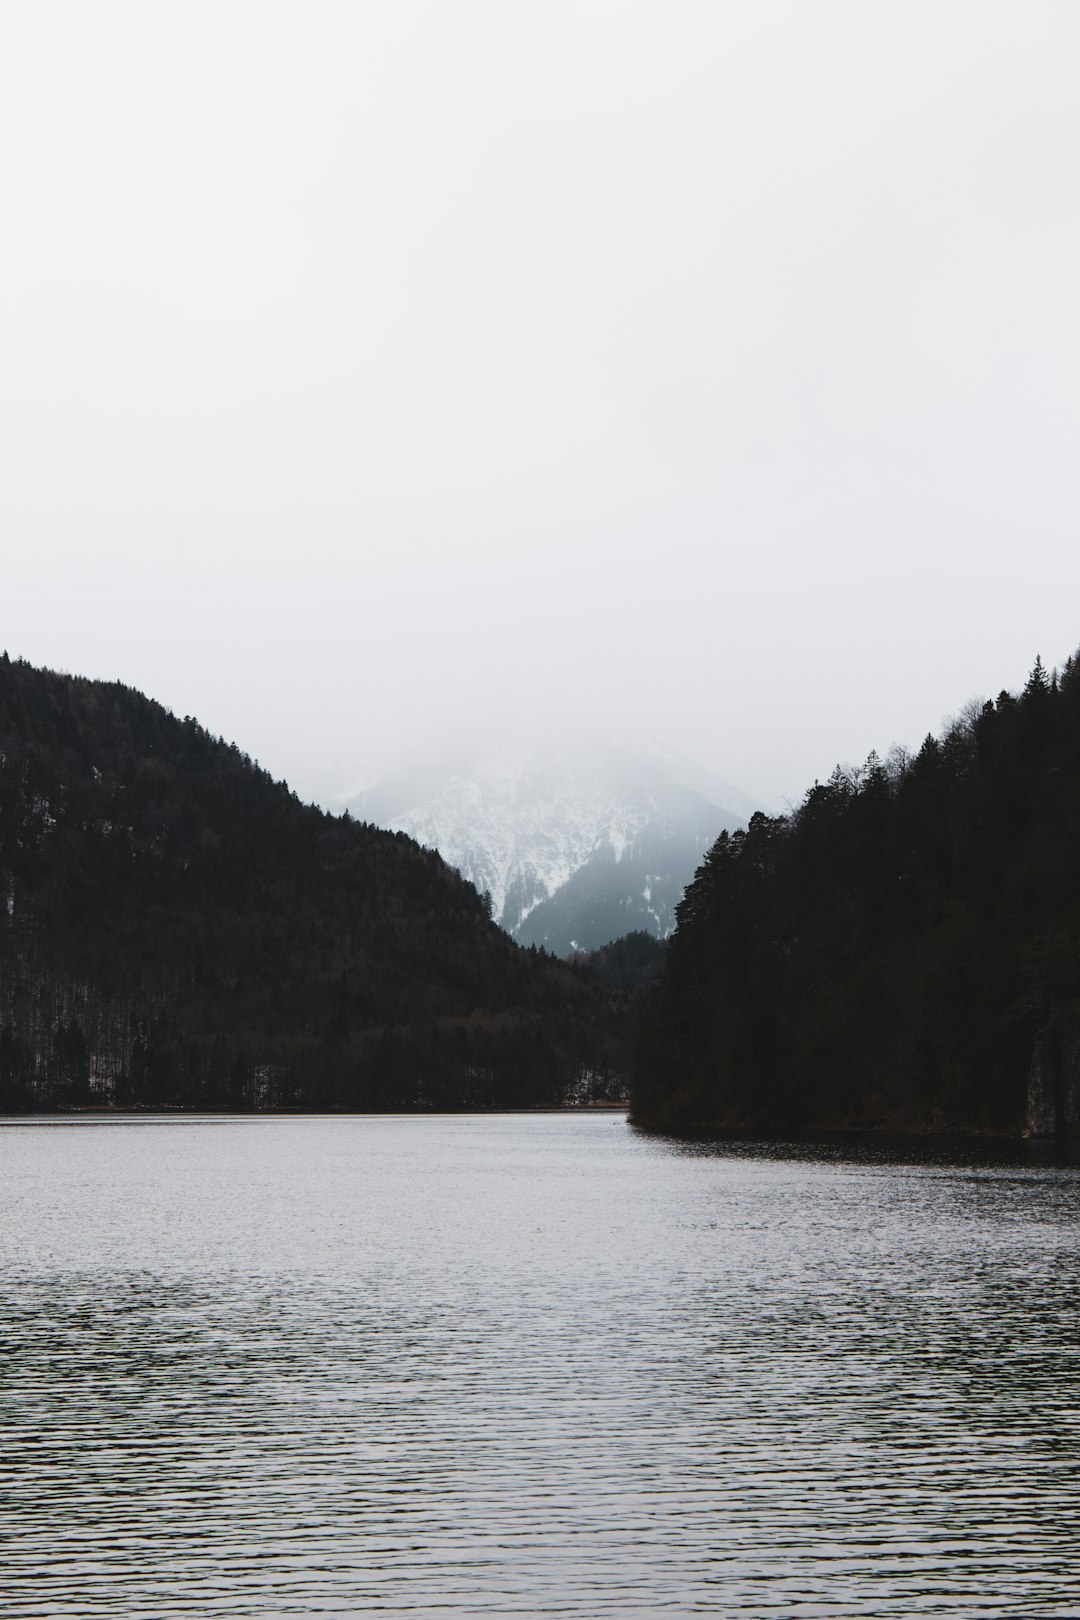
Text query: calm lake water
1 1113 1078 1617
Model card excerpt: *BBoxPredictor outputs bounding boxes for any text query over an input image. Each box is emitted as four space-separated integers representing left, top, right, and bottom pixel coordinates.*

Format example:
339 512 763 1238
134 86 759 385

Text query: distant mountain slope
632 655 1080 1139
351 742 755 954
0 657 623 1111
513 822 718 955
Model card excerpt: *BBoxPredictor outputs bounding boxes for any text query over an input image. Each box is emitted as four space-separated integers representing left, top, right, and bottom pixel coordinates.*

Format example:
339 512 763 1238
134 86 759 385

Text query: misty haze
2 3 1080 1617
350 736 759 953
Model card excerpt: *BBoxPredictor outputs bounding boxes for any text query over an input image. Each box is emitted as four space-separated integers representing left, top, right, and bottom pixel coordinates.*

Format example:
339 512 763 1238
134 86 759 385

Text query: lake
1 1112 1078 1616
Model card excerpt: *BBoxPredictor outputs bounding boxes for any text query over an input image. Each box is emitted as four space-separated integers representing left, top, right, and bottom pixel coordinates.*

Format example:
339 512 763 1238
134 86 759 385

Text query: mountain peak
350 740 756 953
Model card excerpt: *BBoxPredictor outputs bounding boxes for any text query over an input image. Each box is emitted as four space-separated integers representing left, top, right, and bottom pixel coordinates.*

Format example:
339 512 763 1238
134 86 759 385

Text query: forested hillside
0 657 625 1111
633 655 1080 1138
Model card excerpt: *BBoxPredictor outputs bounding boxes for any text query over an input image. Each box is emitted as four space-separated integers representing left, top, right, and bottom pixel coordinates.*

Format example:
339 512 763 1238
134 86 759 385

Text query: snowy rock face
349 742 756 955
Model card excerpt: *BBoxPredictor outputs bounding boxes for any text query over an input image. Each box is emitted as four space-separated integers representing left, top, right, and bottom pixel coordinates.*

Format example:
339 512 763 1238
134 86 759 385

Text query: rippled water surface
1 1114 1078 1616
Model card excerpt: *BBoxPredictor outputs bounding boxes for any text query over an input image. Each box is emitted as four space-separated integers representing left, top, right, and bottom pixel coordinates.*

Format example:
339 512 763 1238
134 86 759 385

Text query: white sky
2 1 1079 809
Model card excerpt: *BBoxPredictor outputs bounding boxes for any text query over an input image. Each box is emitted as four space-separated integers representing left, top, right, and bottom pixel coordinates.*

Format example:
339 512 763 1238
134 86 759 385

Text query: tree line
0 655 631 1111
632 654 1080 1137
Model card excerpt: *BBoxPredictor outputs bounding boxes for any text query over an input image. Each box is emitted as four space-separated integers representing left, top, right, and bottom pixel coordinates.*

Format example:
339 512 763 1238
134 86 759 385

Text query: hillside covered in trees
632 655 1080 1139
0 656 627 1111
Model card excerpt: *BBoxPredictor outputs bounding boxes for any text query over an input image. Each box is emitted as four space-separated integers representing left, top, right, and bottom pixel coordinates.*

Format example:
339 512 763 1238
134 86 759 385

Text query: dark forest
632 654 1080 1138
0 656 630 1111
5 650 1080 1136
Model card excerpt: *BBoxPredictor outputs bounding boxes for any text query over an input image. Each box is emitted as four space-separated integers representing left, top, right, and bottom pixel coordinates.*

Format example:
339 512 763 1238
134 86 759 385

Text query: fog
3 2 1079 809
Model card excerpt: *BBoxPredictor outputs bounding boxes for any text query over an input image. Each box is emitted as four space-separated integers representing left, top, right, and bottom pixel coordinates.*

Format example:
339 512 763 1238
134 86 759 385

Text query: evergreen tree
633 655 1080 1137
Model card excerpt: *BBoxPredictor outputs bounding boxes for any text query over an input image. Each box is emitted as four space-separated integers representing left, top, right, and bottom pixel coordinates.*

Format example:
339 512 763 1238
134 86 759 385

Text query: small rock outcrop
1026 1015 1080 1138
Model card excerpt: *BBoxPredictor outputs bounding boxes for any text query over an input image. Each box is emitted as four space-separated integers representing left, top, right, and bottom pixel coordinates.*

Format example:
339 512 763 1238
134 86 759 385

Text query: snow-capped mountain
347 741 757 955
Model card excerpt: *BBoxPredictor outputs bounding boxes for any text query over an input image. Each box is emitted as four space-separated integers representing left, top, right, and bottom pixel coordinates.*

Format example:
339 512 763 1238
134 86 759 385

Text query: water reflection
636 1122 1080 1168
1 1113 1077 1615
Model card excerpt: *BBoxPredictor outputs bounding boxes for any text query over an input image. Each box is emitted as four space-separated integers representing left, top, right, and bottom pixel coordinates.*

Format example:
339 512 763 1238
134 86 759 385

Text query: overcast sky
3 1 1079 809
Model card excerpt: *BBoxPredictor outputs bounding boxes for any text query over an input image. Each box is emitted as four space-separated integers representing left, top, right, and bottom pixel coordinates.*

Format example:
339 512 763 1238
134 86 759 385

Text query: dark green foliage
633 655 1080 1135
0 658 621 1110
572 932 667 994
